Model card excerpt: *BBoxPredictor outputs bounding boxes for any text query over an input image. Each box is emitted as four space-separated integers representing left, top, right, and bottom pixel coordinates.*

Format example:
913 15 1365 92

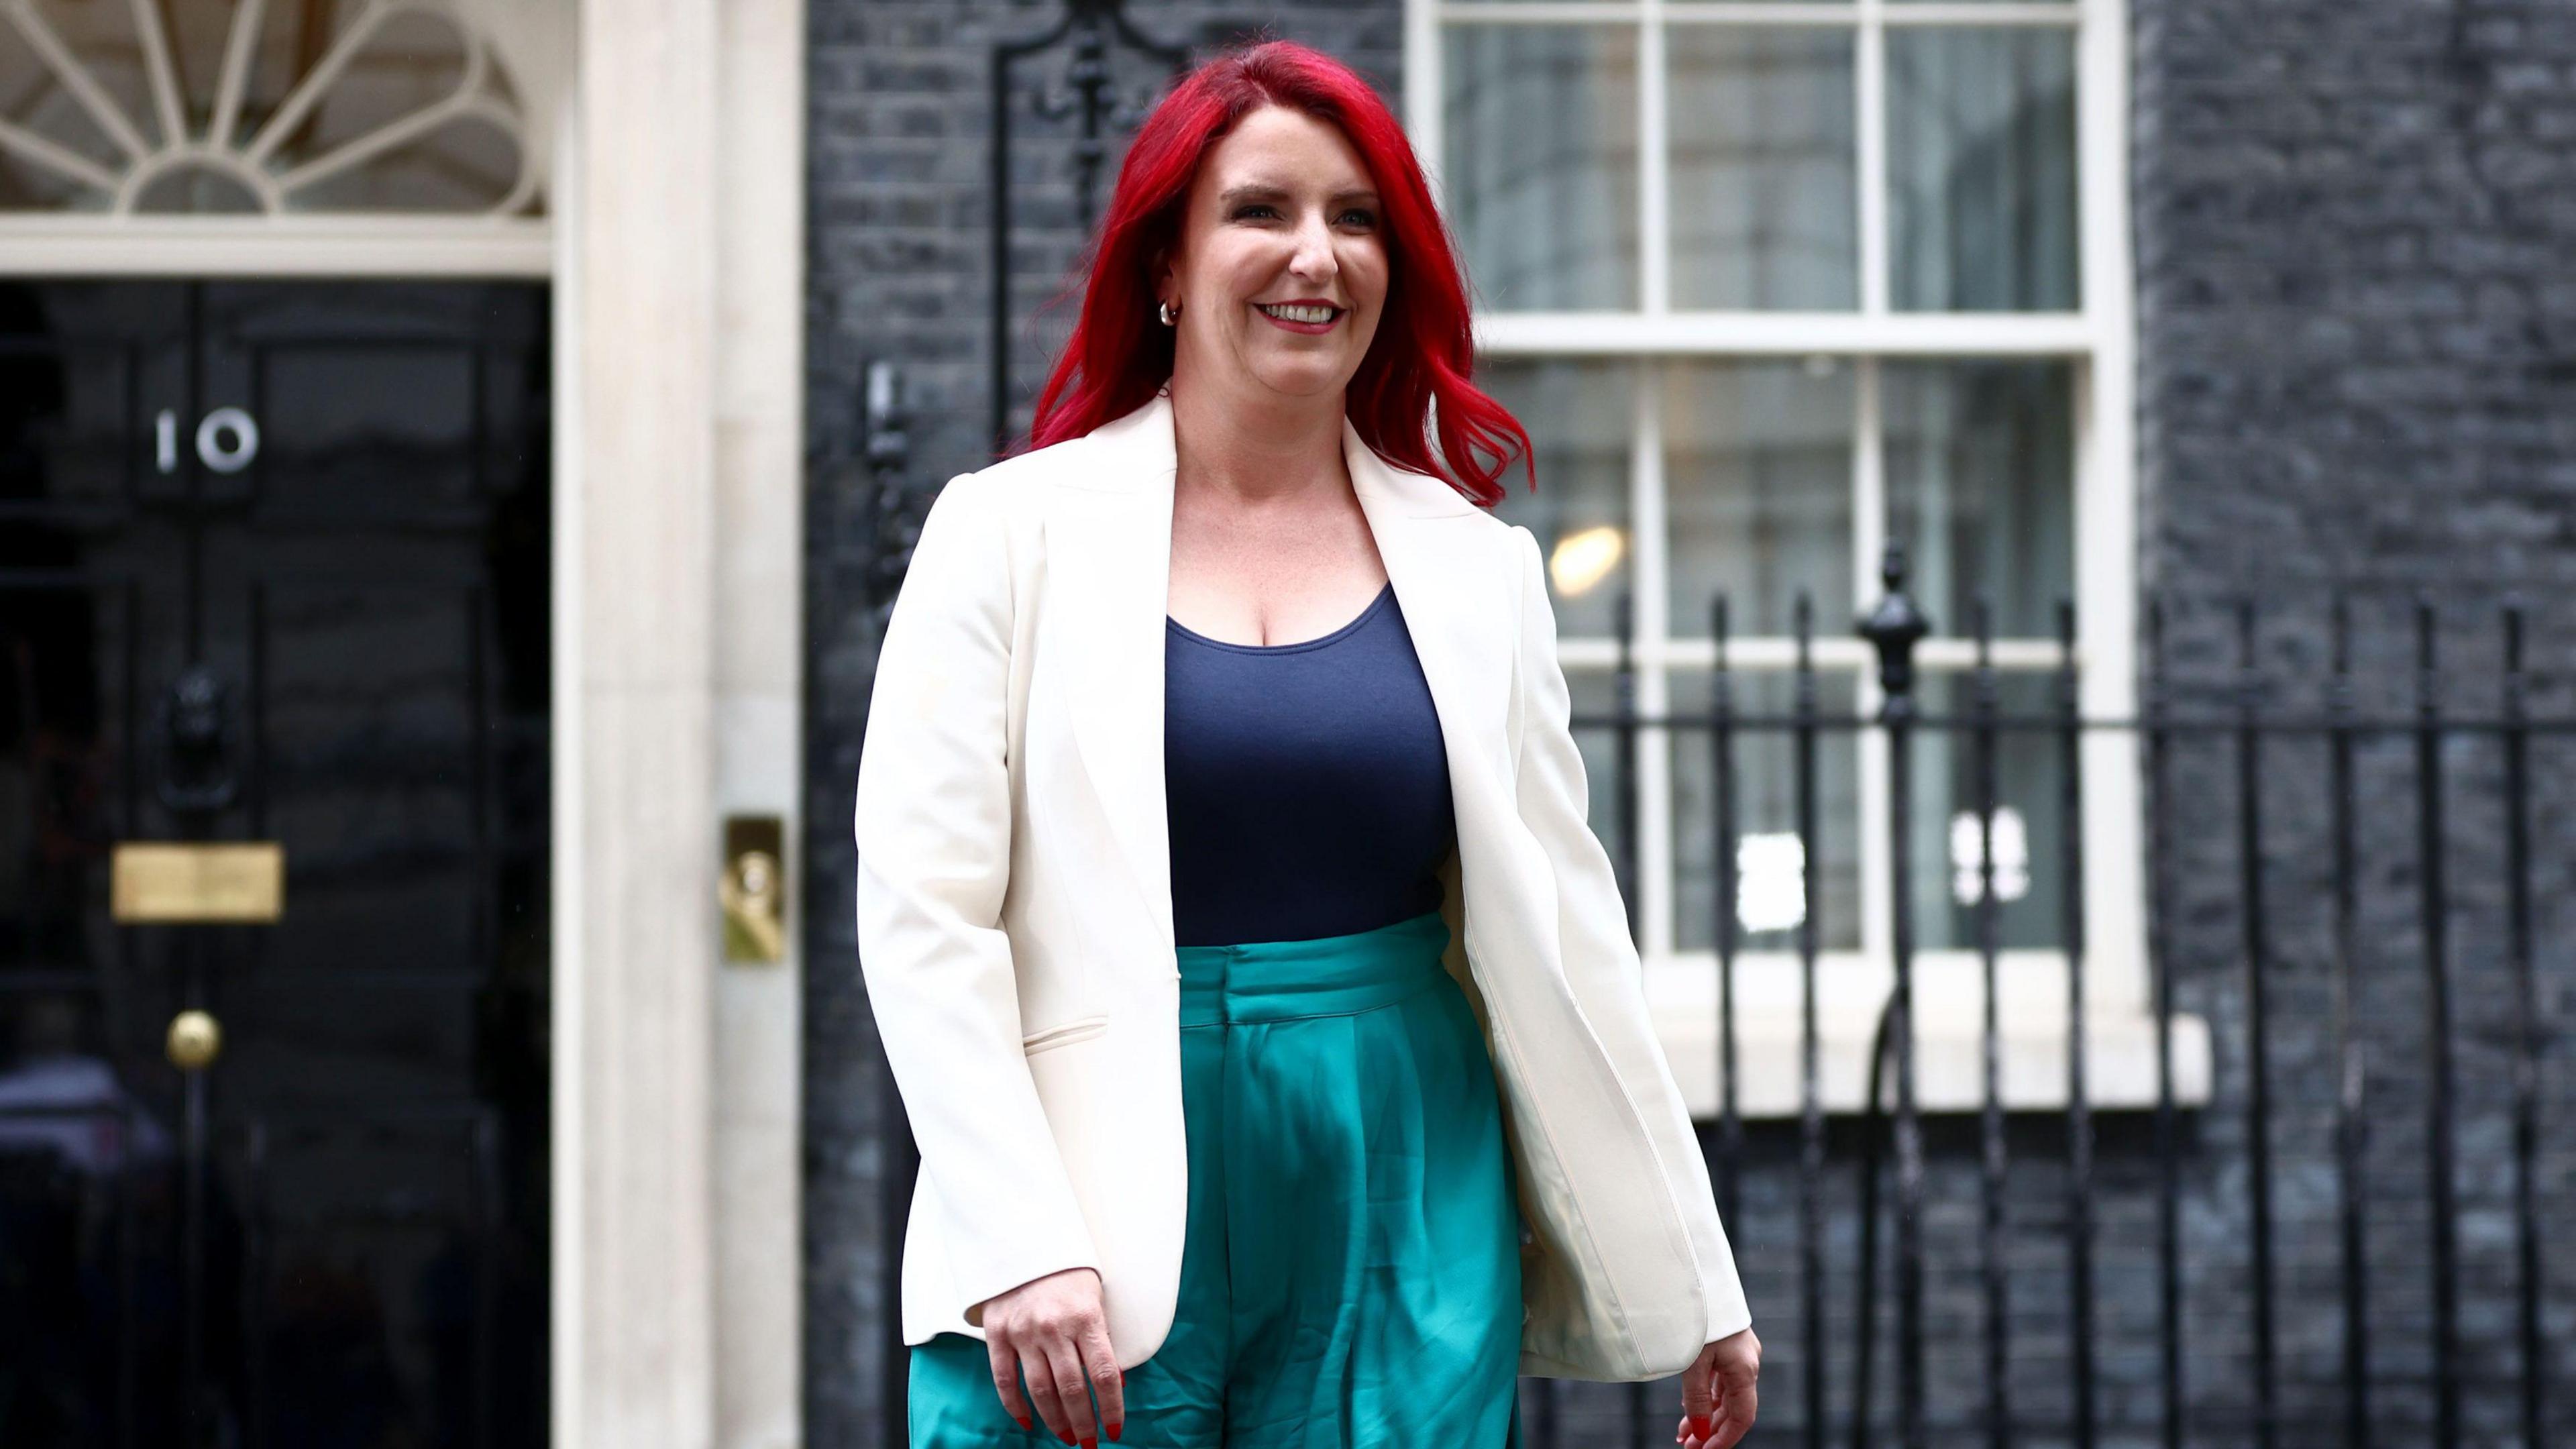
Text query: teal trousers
908 908 1525 1447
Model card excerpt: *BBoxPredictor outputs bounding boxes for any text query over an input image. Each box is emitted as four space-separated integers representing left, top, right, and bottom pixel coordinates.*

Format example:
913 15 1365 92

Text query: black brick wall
2125 0 2576 1444
2133 1 2576 599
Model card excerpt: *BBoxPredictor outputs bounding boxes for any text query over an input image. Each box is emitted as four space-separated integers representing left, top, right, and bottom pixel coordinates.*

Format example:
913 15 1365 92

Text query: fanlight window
0 0 541 216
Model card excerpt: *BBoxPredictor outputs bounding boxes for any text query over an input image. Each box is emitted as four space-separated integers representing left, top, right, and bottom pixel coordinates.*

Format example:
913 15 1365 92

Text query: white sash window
1407 0 2210 1115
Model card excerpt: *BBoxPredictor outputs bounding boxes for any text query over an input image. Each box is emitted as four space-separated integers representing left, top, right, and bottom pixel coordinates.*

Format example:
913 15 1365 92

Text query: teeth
1259 303 1337 324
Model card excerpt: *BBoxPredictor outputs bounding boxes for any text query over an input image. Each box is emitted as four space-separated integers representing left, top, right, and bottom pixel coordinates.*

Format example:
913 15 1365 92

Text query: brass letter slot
112 843 285 924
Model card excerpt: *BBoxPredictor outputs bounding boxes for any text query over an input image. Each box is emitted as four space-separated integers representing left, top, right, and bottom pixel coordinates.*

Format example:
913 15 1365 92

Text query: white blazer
854 388 1752 1381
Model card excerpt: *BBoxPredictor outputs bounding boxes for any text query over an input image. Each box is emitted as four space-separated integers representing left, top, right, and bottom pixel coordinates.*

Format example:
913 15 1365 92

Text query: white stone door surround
558 2 806 1446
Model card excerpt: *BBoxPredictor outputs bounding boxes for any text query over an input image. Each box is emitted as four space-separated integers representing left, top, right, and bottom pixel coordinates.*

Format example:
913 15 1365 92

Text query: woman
856 39 1760 1449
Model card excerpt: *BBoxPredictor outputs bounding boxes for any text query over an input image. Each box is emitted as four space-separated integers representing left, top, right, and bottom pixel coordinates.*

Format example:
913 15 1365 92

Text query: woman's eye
1232 204 1375 227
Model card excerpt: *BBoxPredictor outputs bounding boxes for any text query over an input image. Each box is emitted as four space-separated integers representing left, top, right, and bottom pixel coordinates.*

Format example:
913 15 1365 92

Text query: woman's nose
1289 217 1338 278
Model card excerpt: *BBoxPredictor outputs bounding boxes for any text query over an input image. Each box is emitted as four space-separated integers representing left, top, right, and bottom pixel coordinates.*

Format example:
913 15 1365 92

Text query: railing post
2236 598 2279 1449
1788 591 1827 1449
1856 541 1930 1449
1971 595 2008 1449
2500 600 2545 1449
2414 599 2459 1449
2328 593 2371 1449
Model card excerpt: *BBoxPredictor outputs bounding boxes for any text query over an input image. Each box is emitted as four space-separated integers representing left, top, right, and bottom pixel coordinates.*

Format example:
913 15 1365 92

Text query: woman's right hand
977 1267 1126 1444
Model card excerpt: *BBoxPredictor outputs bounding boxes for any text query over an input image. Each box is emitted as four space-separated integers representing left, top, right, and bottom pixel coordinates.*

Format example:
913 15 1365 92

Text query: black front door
0 280 551 1448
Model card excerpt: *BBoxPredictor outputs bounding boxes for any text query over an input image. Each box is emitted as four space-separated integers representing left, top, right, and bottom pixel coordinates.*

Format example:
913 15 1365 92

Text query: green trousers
908 908 1525 1447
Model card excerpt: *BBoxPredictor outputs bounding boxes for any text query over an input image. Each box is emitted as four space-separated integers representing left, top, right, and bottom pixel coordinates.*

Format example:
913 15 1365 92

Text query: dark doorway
0 280 551 1448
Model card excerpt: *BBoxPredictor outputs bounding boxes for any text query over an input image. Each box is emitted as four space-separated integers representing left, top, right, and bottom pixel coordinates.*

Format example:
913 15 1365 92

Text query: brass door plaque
112 843 284 923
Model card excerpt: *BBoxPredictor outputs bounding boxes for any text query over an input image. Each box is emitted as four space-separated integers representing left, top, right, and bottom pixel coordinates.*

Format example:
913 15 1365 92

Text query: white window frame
1407 0 2211 1116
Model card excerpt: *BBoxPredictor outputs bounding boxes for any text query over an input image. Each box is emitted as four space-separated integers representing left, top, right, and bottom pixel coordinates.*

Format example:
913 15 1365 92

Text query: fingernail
1690 1415 1711 1436
1109 1423 1124 1442
1013 1415 1032 1432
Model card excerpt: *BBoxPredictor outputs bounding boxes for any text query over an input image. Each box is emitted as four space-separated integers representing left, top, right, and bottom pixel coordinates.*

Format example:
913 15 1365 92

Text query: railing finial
1857 539 1933 719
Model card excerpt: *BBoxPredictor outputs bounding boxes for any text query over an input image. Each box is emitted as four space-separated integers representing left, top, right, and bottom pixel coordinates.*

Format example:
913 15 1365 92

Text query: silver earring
1158 299 1179 326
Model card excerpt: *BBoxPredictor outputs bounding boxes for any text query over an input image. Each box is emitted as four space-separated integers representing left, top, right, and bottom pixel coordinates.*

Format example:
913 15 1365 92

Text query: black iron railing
1516 544 2571 1449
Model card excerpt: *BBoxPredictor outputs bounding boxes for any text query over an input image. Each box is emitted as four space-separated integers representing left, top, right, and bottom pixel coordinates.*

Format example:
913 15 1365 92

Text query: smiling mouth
1256 302 1342 325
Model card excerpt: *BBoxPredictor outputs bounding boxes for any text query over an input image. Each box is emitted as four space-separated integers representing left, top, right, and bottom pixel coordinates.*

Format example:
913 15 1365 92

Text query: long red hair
1014 38 1534 507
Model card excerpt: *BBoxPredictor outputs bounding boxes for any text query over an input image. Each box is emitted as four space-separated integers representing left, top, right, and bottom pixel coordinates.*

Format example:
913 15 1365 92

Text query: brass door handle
166 1010 223 1071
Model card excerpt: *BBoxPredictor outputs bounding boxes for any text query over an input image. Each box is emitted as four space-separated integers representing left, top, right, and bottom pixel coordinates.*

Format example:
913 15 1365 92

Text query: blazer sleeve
1506 523 1755 1345
855 472 1101 1324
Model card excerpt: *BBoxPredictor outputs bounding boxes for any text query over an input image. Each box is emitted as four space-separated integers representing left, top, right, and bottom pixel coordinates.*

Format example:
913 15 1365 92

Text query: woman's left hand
1674 1326 1760 1448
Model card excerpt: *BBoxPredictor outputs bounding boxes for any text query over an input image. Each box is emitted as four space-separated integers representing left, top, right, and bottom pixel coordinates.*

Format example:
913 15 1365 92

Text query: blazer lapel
1044 390 1516 961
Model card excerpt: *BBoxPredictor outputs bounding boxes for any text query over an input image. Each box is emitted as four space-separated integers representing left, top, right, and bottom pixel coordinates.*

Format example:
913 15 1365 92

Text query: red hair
1013 38 1535 508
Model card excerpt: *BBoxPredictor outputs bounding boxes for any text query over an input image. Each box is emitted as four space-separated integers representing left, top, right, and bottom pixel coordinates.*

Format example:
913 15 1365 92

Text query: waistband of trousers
1175 909 1455 1026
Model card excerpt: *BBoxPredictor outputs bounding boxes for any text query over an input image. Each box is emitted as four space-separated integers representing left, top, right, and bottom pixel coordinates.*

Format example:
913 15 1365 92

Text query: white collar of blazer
1044 385 1515 957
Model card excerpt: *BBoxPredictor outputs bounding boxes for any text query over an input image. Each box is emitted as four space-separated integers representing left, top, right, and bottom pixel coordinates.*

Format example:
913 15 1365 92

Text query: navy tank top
1163 580 1458 948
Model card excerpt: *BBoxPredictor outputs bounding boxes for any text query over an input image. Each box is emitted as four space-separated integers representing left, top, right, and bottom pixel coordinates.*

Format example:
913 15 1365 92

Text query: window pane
1666 358 1854 642
1882 360 2072 641
1904 671 2070 952
1886 28 2077 311
1671 668 1864 953
1442 25 1640 310
1480 358 1634 640
1670 26 1858 310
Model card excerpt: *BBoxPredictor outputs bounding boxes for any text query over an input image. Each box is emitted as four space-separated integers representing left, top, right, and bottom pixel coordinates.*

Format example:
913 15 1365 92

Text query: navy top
1164 580 1458 948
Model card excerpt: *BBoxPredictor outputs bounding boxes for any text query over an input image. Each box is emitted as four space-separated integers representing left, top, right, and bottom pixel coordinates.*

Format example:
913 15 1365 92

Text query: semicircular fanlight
0 0 543 217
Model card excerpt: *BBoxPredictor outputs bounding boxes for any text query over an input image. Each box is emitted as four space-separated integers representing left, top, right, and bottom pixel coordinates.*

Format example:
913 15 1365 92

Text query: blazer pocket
1020 1013 1110 1056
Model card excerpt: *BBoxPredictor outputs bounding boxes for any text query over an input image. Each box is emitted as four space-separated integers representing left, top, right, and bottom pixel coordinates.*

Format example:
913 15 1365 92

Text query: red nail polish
1013 1415 1032 1432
